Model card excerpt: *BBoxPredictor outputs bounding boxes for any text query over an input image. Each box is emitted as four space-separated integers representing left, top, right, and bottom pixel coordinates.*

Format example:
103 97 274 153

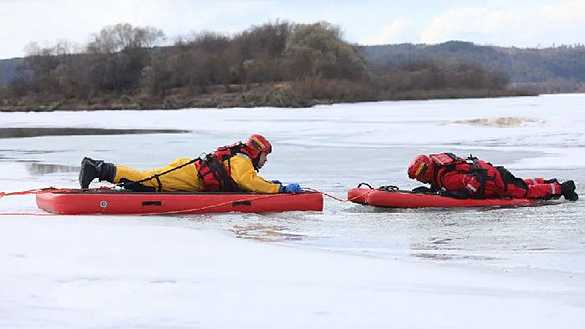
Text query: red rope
0 212 58 216
304 187 374 203
0 187 68 198
303 188 346 202
0 187 73 216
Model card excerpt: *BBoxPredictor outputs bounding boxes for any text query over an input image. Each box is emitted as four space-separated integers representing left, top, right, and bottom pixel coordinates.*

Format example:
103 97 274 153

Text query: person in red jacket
407 153 578 201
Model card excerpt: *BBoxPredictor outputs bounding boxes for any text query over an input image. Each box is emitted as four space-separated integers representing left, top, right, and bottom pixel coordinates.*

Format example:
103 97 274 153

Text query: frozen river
1 94 584 328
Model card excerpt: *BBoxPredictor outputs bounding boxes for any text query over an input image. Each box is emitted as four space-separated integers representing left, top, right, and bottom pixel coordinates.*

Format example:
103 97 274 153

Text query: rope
0 187 71 216
303 187 347 202
307 183 401 204
304 183 389 204
378 185 400 192
0 187 67 198
0 212 60 216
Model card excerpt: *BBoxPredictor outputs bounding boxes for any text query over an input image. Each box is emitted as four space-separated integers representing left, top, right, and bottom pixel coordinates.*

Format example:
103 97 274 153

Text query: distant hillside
360 41 585 92
3 22 525 112
4 41 584 92
0 58 22 86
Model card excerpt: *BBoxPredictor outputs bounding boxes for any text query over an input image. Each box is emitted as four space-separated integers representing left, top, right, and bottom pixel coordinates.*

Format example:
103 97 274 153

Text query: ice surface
1 94 584 328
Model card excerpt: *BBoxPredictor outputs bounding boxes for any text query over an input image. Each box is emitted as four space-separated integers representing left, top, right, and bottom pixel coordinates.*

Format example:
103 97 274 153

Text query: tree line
0 22 517 109
362 41 585 93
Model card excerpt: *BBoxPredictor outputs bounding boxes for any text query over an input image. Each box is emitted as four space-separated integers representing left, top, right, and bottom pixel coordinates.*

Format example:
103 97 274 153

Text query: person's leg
506 181 561 199
523 177 558 185
114 158 204 192
113 165 161 190
521 177 577 201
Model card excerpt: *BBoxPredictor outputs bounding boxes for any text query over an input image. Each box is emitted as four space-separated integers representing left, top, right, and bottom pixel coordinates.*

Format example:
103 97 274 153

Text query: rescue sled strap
118 157 200 191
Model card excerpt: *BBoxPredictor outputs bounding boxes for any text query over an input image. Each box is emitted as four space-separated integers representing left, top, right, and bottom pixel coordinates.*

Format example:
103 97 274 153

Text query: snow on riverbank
2 216 584 329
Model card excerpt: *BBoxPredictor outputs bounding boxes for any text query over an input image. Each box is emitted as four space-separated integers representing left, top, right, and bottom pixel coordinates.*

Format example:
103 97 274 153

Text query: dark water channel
0 127 189 139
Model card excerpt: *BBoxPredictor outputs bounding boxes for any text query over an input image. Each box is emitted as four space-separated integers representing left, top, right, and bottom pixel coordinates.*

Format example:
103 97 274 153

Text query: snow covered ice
1 94 584 328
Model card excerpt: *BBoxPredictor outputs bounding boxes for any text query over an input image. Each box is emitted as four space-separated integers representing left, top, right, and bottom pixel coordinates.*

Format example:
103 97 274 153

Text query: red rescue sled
348 186 539 208
36 188 323 215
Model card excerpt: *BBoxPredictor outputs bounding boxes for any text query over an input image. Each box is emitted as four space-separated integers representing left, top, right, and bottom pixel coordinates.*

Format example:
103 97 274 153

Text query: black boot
560 180 578 201
79 157 116 189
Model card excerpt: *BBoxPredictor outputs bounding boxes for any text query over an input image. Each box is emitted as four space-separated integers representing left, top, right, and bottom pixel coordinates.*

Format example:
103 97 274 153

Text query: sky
0 0 584 59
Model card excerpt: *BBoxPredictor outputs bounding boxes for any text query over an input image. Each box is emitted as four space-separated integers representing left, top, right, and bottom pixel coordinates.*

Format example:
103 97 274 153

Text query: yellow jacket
226 154 280 193
114 154 281 193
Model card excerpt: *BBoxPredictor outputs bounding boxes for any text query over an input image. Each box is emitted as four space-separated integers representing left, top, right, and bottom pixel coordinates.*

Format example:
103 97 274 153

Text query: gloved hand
412 186 433 194
438 188 470 199
280 183 302 193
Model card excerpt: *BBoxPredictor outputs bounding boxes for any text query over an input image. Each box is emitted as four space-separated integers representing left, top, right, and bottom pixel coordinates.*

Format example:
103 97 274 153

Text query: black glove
438 189 470 199
412 186 434 194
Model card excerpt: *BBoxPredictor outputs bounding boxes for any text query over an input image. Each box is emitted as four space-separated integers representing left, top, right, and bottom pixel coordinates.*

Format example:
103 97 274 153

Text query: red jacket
429 155 559 199
433 160 507 198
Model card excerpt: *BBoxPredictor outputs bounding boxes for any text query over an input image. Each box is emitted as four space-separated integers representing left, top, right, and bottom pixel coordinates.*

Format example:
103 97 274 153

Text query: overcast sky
1 0 584 59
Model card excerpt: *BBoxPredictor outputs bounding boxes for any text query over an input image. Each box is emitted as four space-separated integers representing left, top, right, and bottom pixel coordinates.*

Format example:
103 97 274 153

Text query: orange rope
304 187 374 203
0 187 68 198
303 188 347 202
0 187 73 216
0 212 59 216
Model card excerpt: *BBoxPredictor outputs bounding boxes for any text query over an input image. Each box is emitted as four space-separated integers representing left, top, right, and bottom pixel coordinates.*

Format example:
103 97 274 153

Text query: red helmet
408 155 434 183
244 134 272 158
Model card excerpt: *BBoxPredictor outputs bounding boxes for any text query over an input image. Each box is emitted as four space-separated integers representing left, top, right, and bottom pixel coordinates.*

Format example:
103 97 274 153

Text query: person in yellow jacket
78 134 302 194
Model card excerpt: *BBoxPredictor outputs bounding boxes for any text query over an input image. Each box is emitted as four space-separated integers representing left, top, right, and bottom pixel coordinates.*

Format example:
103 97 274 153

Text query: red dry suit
427 153 561 199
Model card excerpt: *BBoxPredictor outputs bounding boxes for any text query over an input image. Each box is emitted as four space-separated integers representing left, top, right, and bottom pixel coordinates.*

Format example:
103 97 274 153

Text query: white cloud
0 0 272 58
540 0 585 23
1 0 585 58
362 18 413 45
419 0 585 46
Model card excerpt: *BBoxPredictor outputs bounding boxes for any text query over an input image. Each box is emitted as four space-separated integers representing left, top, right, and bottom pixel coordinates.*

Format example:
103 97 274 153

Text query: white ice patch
452 116 544 128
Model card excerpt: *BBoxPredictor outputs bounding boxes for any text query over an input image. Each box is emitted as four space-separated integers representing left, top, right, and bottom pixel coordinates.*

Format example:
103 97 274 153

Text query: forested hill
0 58 22 86
3 41 584 92
1 22 582 111
360 41 585 92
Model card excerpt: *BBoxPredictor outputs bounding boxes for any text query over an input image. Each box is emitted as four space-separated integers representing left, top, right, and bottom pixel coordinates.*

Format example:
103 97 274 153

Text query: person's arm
227 155 281 193
440 172 482 198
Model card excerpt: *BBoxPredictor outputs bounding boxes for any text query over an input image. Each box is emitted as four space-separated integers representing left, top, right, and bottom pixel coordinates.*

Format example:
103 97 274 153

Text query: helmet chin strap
252 156 261 170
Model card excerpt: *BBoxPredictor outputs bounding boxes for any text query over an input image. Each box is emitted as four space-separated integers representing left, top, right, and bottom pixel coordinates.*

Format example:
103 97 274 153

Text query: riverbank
0 82 535 112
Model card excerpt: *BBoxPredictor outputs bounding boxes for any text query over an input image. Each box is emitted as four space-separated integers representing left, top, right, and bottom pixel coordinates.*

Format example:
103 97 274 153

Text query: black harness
432 154 496 198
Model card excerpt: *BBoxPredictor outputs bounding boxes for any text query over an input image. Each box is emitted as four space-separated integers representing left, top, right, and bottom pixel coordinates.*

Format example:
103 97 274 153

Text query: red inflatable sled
36 188 323 215
348 184 542 208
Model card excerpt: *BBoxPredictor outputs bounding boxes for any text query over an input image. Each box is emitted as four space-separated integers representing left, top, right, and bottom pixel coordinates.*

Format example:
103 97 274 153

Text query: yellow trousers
114 157 204 192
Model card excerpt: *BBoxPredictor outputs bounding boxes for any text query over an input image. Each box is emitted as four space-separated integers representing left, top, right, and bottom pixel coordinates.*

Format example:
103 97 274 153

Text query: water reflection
26 163 79 175
230 223 306 242
412 253 498 261
0 127 189 139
